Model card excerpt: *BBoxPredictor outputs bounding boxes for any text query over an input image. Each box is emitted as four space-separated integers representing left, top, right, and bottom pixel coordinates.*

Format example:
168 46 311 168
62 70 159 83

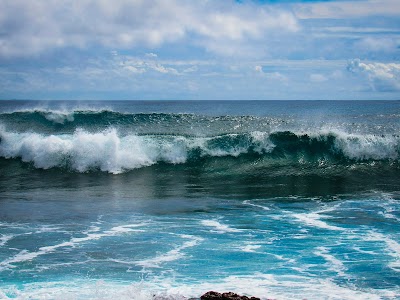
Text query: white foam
379 211 400 222
0 223 147 271
0 128 189 174
363 231 400 257
42 110 75 124
352 246 377 255
3 105 112 117
362 231 400 271
332 131 399 160
290 128 400 161
107 224 147 234
242 200 270 211
376 196 400 222
34 225 65 234
0 281 188 300
0 234 14 247
189 132 274 158
240 244 262 253
136 235 203 268
250 131 275 154
292 212 344 231
1 127 398 173
314 246 347 277
0 273 395 300
200 220 243 234
0 128 276 174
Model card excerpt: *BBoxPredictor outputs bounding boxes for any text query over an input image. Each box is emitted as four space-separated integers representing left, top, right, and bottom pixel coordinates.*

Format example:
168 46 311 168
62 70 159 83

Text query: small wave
0 109 202 129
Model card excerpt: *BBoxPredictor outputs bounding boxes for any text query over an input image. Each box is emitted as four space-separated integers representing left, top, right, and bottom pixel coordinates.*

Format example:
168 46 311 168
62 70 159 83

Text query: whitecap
135 235 203 268
0 222 147 271
240 244 262 253
0 234 14 247
0 273 396 300
242 200 270 211
292 212 344 231
362 231 400 271
314 246 347 277
200 220 243 234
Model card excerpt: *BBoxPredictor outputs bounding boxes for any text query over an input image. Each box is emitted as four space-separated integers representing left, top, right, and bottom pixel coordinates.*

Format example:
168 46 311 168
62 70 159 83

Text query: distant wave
0 109 297 135
0 126 398 174
0 109 202 126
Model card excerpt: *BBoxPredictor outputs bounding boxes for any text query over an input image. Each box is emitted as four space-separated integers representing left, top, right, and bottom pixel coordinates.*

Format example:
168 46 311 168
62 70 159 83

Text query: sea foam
0 127 274 173
0 126 398 173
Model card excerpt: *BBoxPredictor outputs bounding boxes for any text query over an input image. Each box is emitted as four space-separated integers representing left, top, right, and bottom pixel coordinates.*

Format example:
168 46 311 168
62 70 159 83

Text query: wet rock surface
200 291 261 300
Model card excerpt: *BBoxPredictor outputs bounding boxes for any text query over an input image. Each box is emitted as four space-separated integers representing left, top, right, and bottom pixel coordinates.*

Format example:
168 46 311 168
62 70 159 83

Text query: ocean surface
0 100 399 300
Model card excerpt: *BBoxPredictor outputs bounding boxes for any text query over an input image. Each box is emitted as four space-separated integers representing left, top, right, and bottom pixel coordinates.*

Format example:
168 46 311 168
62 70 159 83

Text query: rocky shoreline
200 291 262 300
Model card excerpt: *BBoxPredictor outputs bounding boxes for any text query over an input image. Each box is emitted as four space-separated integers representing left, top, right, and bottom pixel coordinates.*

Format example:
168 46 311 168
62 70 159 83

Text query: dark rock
200 291 260 300
222 292 248 300
201 291 223 300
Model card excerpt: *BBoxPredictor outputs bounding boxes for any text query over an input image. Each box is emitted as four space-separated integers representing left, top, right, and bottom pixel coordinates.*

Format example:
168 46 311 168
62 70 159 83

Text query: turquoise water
0 101 399 299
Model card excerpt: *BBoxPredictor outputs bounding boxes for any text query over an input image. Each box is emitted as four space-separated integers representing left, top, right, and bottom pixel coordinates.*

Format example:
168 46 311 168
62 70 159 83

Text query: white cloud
183 66 198 73
145 53 158 58
123 65 146 74
118 56 180 75
254 65 263 73
310 73 328 82
331 70 344 80
0 0 298 58
1 58 397 100
253 65 288 82
354 37 400 53
151 64 179 75
348 59 400 91
265 72 288 82
295 0 400 19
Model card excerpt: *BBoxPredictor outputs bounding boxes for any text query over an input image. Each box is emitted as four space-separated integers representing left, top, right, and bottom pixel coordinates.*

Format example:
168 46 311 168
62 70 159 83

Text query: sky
0 0 399 100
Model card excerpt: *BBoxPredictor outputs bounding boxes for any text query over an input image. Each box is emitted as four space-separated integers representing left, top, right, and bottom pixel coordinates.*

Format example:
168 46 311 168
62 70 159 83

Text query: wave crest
0 128 398 174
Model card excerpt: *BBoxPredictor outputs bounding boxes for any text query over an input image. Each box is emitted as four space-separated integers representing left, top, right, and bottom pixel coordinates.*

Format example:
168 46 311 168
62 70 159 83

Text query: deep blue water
0 101 399 299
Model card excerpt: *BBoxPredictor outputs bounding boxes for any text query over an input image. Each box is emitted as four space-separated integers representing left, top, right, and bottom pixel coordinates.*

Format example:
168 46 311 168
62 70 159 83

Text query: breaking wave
0 126 398 174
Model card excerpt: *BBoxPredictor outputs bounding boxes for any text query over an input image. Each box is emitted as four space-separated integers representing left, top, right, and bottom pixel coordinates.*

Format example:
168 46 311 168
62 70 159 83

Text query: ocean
0 100 399 300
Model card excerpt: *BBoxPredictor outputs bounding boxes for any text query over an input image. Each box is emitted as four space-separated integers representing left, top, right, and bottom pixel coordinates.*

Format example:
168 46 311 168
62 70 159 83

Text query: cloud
354 37 400 53
118 55 180 75
183 66 198 73
254 65 263 73
151 64 179 75
295 0 400 19
1 57 397 100
0 0 298 58
253 65 288 82
348 59 400 91
310 73 328 82
145 53 158 58
265 72 288 82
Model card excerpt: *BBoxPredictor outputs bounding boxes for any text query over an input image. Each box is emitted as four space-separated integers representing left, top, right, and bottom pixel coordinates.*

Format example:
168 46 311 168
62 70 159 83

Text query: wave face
0 109 399 174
